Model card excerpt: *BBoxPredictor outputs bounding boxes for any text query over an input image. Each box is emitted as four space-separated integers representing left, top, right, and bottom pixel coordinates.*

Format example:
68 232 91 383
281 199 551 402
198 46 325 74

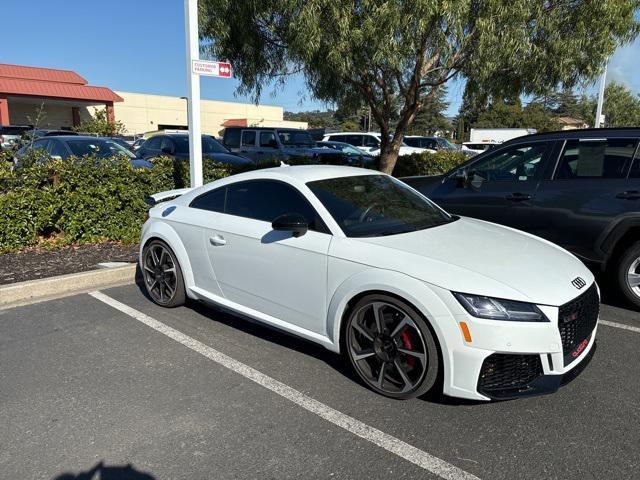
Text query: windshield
278 130 315 147
67 139 135 159
172 135 229 154
307 174 454 237
436 138 457 150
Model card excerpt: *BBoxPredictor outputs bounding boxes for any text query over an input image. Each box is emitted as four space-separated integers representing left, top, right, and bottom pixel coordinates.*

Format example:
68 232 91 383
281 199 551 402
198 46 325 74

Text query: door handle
616 190 640 200
505 193 532 202
209 235 226 246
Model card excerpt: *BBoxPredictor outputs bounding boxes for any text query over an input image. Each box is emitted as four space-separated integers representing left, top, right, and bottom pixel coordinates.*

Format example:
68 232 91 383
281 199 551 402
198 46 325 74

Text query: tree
75 108 127 137
473 97 559 132
600 81 640 127
407 86 450 136
200 1 639 174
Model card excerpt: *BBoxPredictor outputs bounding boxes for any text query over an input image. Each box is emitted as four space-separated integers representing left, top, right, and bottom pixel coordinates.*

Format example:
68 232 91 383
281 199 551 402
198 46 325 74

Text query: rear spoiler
144 187 194 206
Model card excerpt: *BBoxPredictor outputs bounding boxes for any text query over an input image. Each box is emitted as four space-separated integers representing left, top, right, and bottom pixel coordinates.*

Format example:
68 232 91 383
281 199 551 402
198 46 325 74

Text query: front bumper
430 283 599 401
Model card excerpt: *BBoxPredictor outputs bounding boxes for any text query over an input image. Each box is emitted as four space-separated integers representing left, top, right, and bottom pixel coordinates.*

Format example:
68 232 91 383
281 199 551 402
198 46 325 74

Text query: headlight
453 293 549 322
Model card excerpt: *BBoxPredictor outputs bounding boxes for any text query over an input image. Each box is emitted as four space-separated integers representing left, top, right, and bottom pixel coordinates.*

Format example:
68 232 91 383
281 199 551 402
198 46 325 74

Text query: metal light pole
184 0 203 187
594 62 607 128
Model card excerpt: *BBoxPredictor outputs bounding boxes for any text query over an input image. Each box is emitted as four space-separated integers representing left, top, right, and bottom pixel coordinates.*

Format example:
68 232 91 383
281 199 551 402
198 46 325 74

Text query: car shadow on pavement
53 461 155 480
134 266 486 407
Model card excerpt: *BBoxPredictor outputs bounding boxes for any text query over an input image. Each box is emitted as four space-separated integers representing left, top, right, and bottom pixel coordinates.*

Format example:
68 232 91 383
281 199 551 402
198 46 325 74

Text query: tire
614 241 640 309
141 239 186 308
343 294 441 399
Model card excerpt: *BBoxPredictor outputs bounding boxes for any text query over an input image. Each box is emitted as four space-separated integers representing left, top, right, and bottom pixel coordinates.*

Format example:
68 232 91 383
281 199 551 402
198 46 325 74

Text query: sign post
184 0 233 187
184 0 202 188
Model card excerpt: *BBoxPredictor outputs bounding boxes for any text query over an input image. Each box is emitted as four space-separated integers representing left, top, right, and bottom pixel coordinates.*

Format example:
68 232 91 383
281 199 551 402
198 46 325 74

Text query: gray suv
222 127 341 164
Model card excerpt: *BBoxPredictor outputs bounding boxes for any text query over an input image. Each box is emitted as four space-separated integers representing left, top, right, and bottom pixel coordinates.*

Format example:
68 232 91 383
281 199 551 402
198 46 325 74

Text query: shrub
0 153 230 253
390 151 468 177
0 148 466 253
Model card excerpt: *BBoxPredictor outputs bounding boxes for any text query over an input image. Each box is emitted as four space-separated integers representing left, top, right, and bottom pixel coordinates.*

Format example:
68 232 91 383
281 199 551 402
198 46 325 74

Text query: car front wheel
344 294 441 399
142 239 186 308
616 241 640 309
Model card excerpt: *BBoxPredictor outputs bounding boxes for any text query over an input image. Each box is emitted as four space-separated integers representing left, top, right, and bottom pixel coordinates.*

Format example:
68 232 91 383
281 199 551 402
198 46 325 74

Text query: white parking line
88 291 480 480
599 319 640 334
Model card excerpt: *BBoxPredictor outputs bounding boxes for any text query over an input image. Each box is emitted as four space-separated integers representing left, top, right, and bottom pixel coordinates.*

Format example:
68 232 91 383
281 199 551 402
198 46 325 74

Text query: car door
427 140 553 230
239 130 258 160
204 179 332 335
531 137 639 262
257 130 279 163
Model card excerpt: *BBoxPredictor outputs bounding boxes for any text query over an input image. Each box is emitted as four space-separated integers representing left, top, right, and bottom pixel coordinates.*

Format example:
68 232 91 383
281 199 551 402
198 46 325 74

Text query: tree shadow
53 461 155 480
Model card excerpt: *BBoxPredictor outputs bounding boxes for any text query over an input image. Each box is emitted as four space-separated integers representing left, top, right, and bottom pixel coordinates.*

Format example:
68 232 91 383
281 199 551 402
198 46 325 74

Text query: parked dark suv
403 128 640 308
222 126 342 164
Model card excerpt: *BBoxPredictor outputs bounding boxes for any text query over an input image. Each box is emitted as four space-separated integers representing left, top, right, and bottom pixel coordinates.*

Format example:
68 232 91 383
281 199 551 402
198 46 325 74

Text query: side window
345 135 363 147
470 142 550 182
331 135 346 142
225 180 326 232
241 130 256 147
362 135 380 147
630 149 640 178
160 137 175 152
190 187 226 213
32 139 49 151
224 129 241 148
555 139 638 180
47 139 68 158
259 131 277 148
145 136 162 149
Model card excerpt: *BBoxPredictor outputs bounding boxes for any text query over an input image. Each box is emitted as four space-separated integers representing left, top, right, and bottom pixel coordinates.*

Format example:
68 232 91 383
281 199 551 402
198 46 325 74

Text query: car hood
330 217 594 306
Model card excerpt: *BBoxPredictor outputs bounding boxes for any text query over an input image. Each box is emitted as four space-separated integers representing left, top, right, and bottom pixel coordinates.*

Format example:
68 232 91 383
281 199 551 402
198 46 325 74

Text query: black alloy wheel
345 294 440 399
142 240 186 307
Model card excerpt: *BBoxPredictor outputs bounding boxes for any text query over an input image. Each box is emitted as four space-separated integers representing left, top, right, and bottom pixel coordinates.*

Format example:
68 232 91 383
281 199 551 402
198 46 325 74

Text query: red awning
221 119 248 127
0 63 122 103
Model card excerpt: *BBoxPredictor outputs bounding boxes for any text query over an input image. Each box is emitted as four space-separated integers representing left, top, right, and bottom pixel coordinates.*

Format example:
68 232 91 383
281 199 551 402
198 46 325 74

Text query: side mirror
272 213 308 237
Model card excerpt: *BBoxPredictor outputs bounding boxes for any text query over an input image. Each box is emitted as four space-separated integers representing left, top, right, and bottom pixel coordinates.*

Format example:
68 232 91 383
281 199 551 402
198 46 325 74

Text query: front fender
140 220 195 293
326 268 452 353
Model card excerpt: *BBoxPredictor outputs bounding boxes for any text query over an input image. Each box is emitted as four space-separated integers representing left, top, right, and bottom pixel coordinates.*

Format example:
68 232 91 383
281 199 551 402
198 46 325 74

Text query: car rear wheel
344 294 440 399
616 241 640 309
142 240 186 308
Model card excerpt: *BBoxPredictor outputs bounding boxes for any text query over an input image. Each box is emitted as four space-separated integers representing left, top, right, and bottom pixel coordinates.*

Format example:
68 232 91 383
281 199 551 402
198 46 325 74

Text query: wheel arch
326 269 454 387
599 217 640 268
140 221 195 291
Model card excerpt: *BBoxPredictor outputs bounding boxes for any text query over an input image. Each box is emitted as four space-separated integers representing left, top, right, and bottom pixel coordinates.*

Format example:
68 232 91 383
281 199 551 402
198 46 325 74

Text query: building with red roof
0 63 122 128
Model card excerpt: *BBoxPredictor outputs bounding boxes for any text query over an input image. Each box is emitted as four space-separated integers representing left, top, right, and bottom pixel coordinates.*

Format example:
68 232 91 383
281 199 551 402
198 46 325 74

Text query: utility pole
184 0 203 187
594 62 607 128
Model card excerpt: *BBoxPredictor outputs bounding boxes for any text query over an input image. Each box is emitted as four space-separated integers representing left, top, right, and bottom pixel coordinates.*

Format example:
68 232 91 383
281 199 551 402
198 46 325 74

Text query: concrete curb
0 264 137 309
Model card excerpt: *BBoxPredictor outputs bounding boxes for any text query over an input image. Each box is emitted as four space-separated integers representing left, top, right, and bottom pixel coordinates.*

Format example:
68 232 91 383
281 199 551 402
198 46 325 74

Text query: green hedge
389 151 467 177
0 153 230 253
0 149 465 253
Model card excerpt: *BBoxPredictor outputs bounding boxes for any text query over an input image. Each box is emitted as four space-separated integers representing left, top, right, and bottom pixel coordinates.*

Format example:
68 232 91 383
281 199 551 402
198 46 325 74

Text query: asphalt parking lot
1 283 639 480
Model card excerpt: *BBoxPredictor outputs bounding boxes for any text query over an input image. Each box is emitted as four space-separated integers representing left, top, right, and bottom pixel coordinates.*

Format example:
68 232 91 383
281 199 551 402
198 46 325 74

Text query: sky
2 0 639 116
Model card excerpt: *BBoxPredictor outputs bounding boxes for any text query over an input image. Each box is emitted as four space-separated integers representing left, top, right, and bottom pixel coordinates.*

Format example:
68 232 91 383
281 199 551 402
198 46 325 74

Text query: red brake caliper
399 330 416 368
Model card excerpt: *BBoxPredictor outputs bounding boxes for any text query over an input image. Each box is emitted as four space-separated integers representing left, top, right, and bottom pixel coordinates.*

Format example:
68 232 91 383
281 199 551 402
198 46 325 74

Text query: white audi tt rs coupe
140 165 599 401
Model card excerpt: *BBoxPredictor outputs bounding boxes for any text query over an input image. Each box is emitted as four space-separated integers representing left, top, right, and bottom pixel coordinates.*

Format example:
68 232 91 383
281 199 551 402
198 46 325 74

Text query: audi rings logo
571 277 587 289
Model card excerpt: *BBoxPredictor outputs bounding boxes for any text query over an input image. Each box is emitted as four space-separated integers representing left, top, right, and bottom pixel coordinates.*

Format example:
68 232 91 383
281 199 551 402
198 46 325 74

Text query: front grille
558 283 599 365
478 353 543 397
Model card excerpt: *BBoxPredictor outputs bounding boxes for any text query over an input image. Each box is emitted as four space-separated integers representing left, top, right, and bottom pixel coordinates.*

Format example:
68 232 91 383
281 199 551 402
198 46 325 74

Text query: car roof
43 135 113 141
325 131 379 135
224 126 306 132
225 165 379 184
499 127 640 146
